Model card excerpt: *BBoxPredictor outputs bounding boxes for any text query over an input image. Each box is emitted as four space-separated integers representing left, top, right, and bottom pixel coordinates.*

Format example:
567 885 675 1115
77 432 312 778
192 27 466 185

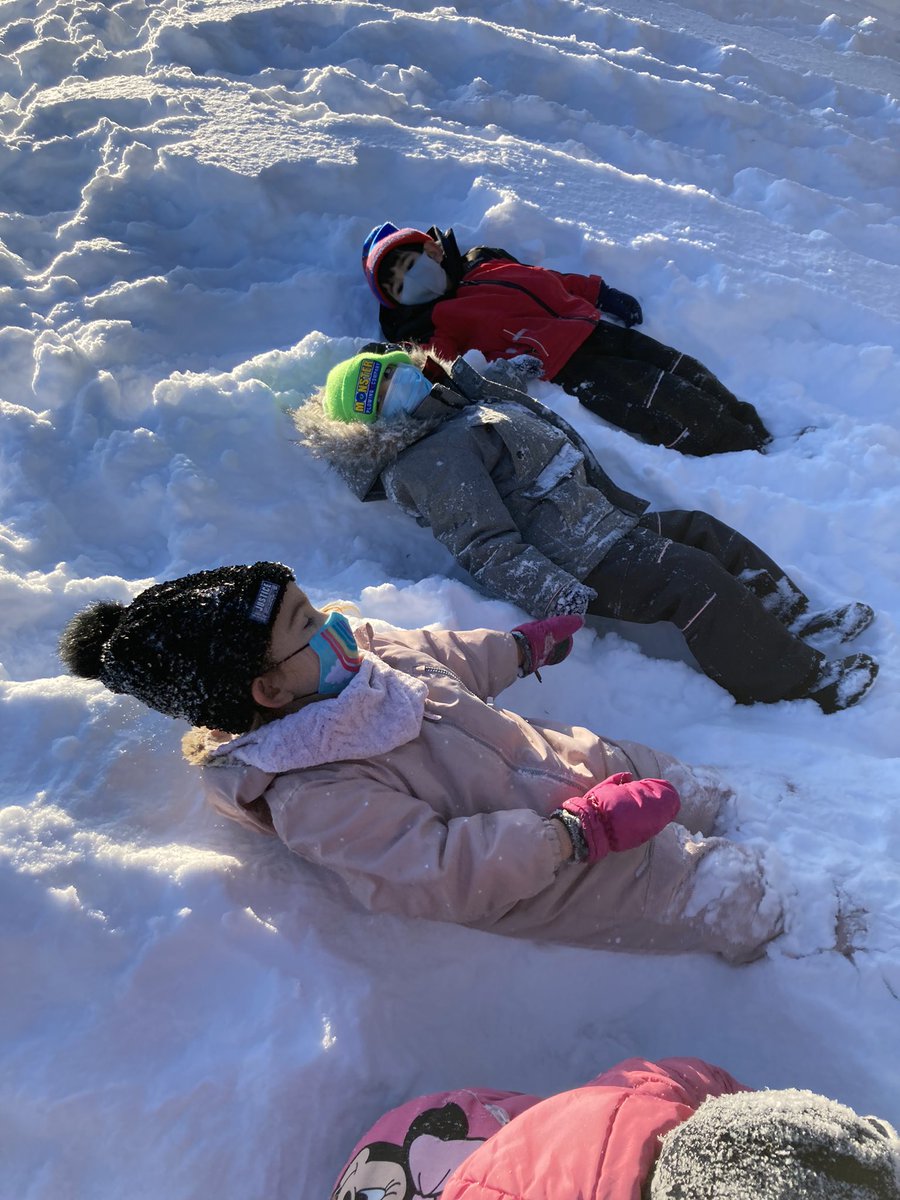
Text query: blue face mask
308 611 362 696
378 365 433 420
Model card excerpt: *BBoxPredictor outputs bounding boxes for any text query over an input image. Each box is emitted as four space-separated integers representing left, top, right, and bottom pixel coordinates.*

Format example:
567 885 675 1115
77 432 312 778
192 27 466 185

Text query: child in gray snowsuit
295 347 877 712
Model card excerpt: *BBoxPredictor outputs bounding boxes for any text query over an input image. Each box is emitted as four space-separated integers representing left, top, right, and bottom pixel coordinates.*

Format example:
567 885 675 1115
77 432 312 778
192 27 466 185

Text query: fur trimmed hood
292 352 648 518
290 352 546 501
291 386 440 500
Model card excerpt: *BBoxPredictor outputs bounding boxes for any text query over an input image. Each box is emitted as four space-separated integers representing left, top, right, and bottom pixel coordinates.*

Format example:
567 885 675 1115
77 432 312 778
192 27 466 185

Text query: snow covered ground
2 0 899 1195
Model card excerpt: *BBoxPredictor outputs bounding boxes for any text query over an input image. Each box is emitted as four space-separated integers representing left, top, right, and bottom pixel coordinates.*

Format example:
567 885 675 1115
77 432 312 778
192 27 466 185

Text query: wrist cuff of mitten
551 808 590 864
511 629 533 677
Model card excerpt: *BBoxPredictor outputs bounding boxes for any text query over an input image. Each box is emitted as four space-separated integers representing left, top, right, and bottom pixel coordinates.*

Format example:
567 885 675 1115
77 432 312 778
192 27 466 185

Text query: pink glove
512 615 584 678
555 772 681 865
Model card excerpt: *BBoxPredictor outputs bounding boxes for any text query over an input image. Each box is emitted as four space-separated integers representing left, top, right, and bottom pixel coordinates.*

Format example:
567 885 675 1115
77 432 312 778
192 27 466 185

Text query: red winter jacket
441 1057 748 1200
423 259 604 380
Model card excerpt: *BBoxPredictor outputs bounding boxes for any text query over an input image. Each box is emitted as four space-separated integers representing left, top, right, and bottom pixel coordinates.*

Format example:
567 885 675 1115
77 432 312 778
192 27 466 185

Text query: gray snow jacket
294 356 647 617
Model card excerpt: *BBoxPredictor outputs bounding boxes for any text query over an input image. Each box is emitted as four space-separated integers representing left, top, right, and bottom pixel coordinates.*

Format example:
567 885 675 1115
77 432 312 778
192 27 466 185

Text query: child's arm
549 268 604 304
382 620 577 701
420 325 464 363
549 268 644 327
383 436 596 619
380 626 521 700
268 771 571 925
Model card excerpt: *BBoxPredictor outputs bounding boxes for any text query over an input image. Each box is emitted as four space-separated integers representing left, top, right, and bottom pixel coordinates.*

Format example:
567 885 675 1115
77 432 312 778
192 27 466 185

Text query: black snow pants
554 324 771 456
584 510 824 703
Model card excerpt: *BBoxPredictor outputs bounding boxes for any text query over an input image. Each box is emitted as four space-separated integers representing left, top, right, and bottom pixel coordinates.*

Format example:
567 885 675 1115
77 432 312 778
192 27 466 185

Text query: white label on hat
250 580 280 623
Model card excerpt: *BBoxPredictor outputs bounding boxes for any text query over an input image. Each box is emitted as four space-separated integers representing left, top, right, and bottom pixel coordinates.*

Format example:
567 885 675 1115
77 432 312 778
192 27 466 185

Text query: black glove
598 282 643 328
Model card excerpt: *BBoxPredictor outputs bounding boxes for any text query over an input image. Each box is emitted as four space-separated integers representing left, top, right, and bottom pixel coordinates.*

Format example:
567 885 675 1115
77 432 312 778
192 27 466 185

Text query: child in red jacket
332 1058 900 1200
362 222 772 457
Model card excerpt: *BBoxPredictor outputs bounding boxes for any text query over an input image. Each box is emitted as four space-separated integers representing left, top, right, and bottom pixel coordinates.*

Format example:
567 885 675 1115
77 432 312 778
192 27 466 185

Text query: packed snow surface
1 1 899 1196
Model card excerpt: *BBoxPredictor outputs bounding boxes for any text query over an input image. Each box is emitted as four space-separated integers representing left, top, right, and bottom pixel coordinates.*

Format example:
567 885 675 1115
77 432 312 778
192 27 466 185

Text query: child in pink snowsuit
59 562 784 963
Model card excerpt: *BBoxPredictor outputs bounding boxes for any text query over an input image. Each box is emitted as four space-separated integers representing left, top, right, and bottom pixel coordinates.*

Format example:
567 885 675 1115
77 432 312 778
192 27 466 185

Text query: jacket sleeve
268 771 565 925
383 626 520 701
384 435 589 618
548 269 603 305
421 323 464 363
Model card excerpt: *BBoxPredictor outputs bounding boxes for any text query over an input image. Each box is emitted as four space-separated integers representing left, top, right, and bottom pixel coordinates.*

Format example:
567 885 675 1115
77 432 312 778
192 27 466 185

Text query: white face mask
398 253 448 305
379 365 433 420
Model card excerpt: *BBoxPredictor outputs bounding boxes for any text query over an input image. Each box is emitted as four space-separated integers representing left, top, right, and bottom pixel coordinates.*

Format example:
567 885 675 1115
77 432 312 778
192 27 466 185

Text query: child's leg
584 524 825 702
669 351 771 442
487 822 783 962
555 326 770 455
639 825 784 963
556 351 689 447
568 323 740 409
645 509 808 622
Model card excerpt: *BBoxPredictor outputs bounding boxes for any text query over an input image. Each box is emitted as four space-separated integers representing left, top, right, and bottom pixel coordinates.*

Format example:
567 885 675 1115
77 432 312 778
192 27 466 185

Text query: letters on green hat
324 350 413 423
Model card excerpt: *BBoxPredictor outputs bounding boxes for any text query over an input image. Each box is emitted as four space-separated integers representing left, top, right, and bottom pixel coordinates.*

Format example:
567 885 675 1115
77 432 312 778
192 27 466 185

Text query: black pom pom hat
64 562 295 733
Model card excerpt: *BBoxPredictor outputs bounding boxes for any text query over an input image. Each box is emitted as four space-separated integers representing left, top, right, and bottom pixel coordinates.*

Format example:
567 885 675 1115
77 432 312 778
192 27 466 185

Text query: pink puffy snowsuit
188 626 781 961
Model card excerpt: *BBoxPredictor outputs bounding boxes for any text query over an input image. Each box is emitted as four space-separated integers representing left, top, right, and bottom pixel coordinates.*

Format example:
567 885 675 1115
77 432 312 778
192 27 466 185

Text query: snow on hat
362 222 431 308
650 1088 900 1200
58 562 295 733
324 350 414 424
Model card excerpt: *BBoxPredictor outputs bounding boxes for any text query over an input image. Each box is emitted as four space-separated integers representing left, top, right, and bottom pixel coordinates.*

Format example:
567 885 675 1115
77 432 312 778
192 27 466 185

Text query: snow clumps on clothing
651 1087 900 1200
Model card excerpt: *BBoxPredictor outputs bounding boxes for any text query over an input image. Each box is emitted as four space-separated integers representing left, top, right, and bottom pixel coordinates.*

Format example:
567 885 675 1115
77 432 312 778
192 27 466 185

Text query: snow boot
792 601 875 644
806 652 879 714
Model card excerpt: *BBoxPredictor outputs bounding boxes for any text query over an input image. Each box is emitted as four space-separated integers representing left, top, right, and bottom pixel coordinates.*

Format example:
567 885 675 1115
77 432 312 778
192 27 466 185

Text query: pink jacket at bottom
332 1058 746 1200
442 1058 747 1200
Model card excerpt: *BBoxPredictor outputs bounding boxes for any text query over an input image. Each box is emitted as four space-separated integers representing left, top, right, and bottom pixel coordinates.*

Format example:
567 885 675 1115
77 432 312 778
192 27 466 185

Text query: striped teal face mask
307 611 362 696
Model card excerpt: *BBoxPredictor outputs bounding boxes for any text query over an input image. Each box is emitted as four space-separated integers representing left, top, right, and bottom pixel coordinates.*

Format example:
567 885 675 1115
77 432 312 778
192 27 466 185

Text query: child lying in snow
61 563 784 963
362 221 773 457
294 348 878 712
332 1057 900 1200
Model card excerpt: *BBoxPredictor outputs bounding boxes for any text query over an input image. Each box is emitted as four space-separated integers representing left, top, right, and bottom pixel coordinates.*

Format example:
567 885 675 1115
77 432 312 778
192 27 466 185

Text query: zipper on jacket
420 665 497 705
458 278 598 326
420 664 469 690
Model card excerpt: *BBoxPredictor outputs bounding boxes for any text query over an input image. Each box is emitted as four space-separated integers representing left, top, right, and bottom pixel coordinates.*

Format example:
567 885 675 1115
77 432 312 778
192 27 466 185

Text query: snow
1 0 899 1194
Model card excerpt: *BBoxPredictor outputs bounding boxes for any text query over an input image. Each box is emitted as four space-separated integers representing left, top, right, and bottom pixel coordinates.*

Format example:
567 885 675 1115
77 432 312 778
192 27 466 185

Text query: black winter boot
792 601 875 645
806 652 879 713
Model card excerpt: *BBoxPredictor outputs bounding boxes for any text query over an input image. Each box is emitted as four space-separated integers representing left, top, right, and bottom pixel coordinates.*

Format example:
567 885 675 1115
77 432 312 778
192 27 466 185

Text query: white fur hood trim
209 652 428 773
292 391 441 500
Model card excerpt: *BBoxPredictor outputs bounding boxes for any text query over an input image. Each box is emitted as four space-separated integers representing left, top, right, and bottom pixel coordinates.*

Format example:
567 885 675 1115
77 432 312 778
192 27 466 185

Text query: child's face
263 582 327 699
383 239 444 303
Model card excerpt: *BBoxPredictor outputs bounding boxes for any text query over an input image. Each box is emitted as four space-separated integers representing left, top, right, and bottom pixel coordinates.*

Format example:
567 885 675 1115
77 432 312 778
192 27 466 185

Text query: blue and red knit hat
361 222 431 308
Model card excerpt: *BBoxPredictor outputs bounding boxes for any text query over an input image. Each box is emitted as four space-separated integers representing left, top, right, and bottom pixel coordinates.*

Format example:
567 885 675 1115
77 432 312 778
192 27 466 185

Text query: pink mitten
512 615 584 677
556 772 681 864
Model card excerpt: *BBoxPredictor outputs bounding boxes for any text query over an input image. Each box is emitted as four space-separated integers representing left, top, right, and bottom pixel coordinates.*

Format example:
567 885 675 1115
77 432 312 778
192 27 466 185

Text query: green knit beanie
324 350 414 423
